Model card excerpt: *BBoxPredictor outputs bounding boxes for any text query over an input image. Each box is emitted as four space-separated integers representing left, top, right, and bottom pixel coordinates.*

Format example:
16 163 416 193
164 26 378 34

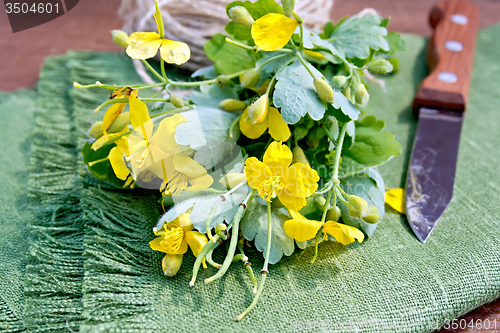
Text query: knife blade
406 0 479 243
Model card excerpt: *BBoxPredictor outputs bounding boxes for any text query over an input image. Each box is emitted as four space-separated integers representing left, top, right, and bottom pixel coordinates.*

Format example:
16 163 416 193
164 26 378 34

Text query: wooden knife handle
413 0 479 114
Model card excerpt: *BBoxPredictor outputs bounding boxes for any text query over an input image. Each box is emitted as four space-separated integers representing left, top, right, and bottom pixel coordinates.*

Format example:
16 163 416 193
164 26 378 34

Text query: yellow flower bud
292 146 309 165
107 111 130 134
368 59 394 74
331 75 347 89
326 206 341 222
162 254 183 277
313 77 335 104
228 6 254 28
219 173 246 189
347 195 369 219
246 93 269 124
282 0 295 17
111 30 129 49
354 83 369 106
219 99 247 111
88 121 104 139
314 196 326 210
170 94 184 108
362 206 380 224
241 68 261 88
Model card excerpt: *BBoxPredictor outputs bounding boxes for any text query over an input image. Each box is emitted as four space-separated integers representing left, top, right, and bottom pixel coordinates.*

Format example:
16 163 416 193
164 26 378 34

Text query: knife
406 0 479 243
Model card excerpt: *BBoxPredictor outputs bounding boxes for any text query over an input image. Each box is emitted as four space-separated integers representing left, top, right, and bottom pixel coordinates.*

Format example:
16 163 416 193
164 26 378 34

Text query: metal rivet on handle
438 72 458 83
445 41 464 52
451 14 468 25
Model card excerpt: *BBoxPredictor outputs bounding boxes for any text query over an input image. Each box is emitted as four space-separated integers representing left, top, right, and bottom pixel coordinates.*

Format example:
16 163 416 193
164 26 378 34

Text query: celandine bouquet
78 0 405 320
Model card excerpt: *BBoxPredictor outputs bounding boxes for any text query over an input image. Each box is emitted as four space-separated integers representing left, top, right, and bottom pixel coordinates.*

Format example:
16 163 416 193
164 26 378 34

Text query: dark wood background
0 0 499 331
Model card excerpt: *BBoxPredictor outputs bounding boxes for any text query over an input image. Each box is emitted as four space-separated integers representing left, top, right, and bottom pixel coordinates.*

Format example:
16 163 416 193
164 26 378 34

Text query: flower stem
160 59 170 83
206 244 222 269
333 123 348 181
204 190 256 284
141 59 166 83
296 52 316 79
189 240 218 286
299 22 305 53
225 37 258 52
311 189 332 263
229 114 242 139
238 240 258 294
205 199 221 242
265 57 296 96
236 200 273 321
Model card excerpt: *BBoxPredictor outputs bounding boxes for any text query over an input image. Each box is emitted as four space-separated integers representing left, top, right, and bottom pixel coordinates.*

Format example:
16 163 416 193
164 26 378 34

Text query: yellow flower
150 211 208 271
240 106 291 141
244 141 319 211
126 113 213 195
126 11 190 65
284 210 365 245
385 188 406 214
251 13 299 51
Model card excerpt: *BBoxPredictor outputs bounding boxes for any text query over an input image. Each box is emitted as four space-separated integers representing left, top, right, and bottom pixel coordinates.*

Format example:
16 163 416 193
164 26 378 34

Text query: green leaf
328 14 390 59
227 0 283 19
325 89 361 123
255 52 295 87
340 115 402 177
82 140 125 188
274 60 327 124
380 17 390 28
204 33 256 75
240 198 295 264
175 106 238 150
225 21 252 42
320 21 334 38
194 142 241 170
157 187 249 234
192 65 218 79
190 84 238 109
338 169 385 237
385 31 407 54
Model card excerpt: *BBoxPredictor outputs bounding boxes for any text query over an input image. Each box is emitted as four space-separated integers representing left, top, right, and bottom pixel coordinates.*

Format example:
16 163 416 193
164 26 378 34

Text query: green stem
296 52 316 79
236 200 273 321
265 57 296 95
160 59 170 83
205 199 221 243
311 189 332 263
335 188 348 205
320 123 337 146
257 54 289 70
238 240 258 293
206 245 222 269
170 69 247 87
141 59 166 83
225 37 258 52
204 190 256 284
333 123 348 181
220 180 247 201
299 22 305 53
189 240 218 286
229 114 242 139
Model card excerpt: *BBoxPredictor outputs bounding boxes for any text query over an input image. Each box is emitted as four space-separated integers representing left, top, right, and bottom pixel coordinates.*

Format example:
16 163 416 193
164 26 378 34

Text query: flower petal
173 153 208 178
91 128 129 151
160 39 191 65
251 13 299 51
109 146 130 180
278 192 306 211
187 173 214 191
284 218 323 242
239 107 268 139
246 94 269 124
282 163 319 197
244 157 272 191
126 32 162 59
151 114 188 153
263 141 292 177
267 107 291 141
184 231 208 258
323 221 365 245
101 103 126 132
129 96 151 130
385 188 406 214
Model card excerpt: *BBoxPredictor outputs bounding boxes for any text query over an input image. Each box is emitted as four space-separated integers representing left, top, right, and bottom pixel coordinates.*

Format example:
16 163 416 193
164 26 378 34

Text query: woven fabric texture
0 26 499 332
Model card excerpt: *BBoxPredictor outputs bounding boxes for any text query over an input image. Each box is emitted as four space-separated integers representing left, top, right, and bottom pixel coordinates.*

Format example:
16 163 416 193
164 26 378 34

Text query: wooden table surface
0 0 499 331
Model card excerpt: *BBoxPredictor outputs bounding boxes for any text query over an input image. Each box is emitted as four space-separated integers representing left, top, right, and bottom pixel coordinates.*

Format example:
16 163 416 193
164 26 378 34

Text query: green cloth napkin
1 25 500 332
